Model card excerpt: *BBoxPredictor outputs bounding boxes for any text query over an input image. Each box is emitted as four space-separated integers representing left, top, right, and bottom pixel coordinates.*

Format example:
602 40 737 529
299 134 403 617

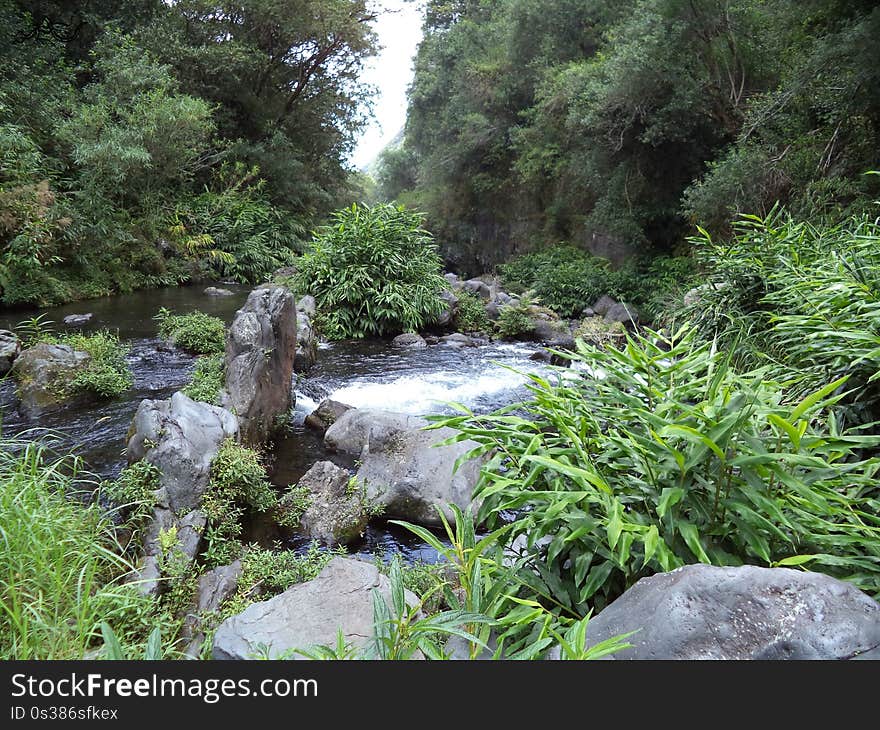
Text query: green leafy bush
495 302 535 339
62 331 133 398
453 290 490 333
295 203 447 339
431 327 880 614
101 460 161 529
155 308 225 355
202 439 278 567
680 210 880 422
182 353 224 404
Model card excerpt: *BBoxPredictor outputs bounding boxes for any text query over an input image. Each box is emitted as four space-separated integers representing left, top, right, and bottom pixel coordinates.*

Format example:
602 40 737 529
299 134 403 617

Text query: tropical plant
295 203 447 339
182 353 224 404
429 326 880 614
453 290 490 333
154 308 226 355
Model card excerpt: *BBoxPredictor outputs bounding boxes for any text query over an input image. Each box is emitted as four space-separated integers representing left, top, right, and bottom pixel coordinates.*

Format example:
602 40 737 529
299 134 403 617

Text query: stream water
0 284 554 561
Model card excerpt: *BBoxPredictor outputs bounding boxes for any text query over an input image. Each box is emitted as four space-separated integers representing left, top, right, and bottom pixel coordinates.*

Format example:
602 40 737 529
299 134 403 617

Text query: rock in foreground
0 330 21 375
212 557 417 660
584 564 880 660
324 408 484 525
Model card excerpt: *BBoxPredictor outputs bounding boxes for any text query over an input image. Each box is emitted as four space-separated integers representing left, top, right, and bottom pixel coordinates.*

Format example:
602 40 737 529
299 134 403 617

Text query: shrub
62 330 133 398
295 203 447 339
202 439 278 567
155 308 226 355
495 301 535 339
182 353 224 404
101 460 161 529
453 290 490 333
0 439 149 658
679 210 880 423
430 327 880 615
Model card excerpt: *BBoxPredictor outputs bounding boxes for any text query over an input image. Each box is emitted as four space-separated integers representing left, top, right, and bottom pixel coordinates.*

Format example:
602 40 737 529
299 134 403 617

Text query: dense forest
379 0 880 271
0 0 377 307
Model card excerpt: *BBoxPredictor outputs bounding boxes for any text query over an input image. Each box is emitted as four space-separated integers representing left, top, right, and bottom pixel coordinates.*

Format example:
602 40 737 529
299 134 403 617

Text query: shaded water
0 285 554 560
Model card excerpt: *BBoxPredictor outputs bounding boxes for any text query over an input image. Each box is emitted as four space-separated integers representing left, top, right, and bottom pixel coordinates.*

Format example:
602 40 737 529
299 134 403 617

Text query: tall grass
0 437 148 659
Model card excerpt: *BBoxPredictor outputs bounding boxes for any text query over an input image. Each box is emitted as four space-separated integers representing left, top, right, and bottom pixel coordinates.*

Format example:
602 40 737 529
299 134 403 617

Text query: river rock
583 564 880 660
11 343 91 416
323 409 484 525
294 296 318 372
531 318 574 348
133 507 208 597
280 461 369 546
444 272 461 288
603 302 639 327
181 560 243 658
392 332 427 349
462 278 491 300
591 295 617 316
440 332 478 347
304 399 354 436
212 557 418 660
63 313 93 325
0 330 21 375
127 391 239 514
204 286 234 297
224 286 297 444
437 288 459 328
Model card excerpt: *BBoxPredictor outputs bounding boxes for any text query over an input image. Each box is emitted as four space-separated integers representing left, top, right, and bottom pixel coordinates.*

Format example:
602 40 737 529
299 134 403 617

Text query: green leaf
789 376 848 422
772 554 818 567
100 622 126 660
678 522 710 563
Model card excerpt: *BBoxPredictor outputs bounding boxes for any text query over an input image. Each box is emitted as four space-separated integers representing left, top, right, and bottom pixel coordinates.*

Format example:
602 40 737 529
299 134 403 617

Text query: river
0 284 554 561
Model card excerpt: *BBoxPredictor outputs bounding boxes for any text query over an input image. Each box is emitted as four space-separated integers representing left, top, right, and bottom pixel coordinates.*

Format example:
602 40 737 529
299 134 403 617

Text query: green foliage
155 307 225 355
101 623 166 660
295 203 447 339
430 328 880 614
61 330 133 398
202 439 277 567
453 290 490 333
494 302 535 340
14 313 55 348
101 460 161 530
0 437 149 659
680 210 880 422
182 353 225 404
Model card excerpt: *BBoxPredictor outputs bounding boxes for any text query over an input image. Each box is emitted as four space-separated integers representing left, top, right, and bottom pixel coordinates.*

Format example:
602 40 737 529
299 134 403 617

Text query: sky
349 0 425 171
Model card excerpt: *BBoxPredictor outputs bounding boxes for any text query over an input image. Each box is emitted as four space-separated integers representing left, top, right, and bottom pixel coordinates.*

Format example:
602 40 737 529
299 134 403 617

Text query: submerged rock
0 330 21 375
11 343 91 416
324 408 485 526
204 286 234 297
583 564 880 660
63 313 93 325
304 399 354 436
224 286 298 444
212 557 418 660
279 461 369 546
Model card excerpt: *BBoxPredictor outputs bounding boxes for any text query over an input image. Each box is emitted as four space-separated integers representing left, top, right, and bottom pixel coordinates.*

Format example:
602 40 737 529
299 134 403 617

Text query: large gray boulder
603 302 639 327
323 408 484 525
182 560 243 658
127 391 239 514
279 461 370 546
584 564 880 660
224 286 298 444
304 399 354 436
462 278 491 300
11 343 91 416
212 557 418 660
0 329 21 375
591 295 617 316
294 295 318 373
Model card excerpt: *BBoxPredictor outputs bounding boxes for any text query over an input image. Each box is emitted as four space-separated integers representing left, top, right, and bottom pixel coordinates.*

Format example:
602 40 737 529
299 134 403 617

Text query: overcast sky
349 0 425 170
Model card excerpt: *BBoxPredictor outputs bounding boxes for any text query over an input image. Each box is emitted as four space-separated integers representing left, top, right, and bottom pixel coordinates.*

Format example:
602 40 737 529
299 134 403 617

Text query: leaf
677 522 710 563
144 626 163 660
772 554 818 567
642 525 659 567
100 622 126 660
657 487 685 519
788 376 848 422
523 455 612 494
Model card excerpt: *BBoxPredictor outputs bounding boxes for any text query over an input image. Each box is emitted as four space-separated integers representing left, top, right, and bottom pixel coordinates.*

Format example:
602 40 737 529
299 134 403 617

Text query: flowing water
0 285 554 561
